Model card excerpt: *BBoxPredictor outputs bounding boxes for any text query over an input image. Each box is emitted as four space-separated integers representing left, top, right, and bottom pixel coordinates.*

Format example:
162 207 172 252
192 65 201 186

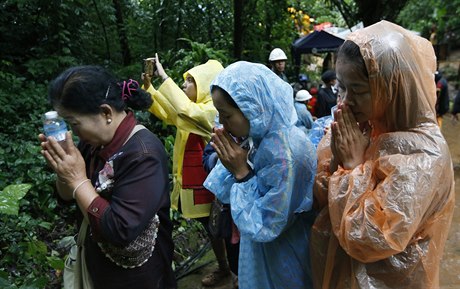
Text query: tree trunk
112 0 132 65
233 0 244 60
91 0 111 62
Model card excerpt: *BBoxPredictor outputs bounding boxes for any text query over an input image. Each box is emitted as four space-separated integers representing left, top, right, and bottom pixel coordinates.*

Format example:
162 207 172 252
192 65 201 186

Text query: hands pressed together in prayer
210 128 251 180
330 104 370 172
39 132 87 200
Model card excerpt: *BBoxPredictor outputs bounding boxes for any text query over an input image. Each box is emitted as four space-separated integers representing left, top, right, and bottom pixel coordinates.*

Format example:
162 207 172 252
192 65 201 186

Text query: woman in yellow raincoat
142 55 233 286
311 21 455 289
143 55 223 217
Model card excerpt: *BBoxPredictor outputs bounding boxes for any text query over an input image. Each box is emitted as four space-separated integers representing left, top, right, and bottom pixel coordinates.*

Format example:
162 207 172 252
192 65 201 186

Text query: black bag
208 199 232 239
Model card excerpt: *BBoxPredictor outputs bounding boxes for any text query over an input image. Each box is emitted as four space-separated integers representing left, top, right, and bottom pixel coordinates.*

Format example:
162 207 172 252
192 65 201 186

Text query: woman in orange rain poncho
311 20 455 289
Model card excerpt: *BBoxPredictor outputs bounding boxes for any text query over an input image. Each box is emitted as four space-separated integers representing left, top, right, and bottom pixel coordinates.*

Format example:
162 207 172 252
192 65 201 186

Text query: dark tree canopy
326 0 409 27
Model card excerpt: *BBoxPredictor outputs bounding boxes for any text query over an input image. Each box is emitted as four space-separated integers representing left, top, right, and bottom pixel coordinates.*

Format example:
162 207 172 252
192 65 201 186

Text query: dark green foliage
397 0 460 46
0 60 71 288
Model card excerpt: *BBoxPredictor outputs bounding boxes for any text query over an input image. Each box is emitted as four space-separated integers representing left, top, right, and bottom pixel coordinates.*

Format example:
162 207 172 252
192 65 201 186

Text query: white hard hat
269 48 288 62
295 90 312 102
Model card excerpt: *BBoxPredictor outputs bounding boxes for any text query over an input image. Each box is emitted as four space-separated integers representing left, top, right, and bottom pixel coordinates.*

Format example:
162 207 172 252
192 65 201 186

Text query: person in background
316 70 338 118
142 55 232 287
292 73 310 96
204 61 317 289
294 89 314 133
311 20 455 289
308 86 318 117
39 65 176 289
268 48 289 82
435 70 450 127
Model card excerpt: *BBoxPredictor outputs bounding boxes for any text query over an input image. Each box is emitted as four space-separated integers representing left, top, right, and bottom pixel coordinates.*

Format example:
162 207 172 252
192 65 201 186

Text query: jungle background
1 0 459 288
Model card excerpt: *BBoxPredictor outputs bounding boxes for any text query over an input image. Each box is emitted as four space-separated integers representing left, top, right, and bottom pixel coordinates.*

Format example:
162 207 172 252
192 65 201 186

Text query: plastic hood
210 61 297 142
347 20 437 134
184 59 224 104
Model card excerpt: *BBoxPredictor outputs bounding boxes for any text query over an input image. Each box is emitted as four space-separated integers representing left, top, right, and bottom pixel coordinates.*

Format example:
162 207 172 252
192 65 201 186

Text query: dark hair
321 70 336 83
48 65 152 114
211 86 239 109
336 40 367 76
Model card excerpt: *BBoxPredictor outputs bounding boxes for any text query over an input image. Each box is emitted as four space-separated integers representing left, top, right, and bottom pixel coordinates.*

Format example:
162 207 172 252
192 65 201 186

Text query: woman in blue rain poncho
204 61 317 289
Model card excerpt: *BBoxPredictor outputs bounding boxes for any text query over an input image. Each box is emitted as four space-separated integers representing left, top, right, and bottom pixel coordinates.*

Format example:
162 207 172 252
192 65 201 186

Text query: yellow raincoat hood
184 59 223 104
311 21 455 289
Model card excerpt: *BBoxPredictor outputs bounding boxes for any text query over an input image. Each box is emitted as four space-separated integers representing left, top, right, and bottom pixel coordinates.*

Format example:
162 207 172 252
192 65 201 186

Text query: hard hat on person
269 48 288 62
295 89 312 102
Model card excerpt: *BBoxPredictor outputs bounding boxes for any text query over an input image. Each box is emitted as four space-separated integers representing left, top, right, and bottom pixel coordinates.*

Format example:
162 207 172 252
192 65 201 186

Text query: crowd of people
39 20 455 289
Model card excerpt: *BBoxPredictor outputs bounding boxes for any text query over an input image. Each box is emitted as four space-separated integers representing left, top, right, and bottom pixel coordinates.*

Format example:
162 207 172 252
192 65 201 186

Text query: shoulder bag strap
123 124 147 146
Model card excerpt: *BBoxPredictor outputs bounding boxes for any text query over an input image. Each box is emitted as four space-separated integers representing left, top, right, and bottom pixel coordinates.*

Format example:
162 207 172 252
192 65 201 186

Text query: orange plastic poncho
311 20 455 289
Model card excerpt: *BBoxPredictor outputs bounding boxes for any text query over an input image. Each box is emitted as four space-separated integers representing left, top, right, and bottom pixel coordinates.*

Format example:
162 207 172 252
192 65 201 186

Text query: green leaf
47 256 65 270
38 221 53 229
0 184 32 215
26 240 48 258
0 275 17 288
19 276 48 289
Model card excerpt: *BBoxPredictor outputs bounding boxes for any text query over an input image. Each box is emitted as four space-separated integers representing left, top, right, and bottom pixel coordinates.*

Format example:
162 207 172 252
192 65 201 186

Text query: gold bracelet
72 179 91 199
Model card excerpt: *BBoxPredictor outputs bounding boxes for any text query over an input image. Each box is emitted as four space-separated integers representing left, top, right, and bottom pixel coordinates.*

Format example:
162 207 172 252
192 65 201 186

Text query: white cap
269 48 288 62
45 111 58 119
295 90 312 102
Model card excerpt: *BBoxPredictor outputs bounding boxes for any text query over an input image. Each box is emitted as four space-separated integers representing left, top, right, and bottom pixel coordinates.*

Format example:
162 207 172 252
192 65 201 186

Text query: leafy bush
0 60 69 288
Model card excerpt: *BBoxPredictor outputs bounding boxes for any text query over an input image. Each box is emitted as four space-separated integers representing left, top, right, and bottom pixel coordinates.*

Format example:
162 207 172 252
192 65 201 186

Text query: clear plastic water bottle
43 111 68 142
214 113 224 129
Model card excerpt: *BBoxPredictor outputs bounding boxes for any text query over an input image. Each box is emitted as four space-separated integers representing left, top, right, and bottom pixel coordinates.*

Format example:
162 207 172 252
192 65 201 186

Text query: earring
107 119 112 124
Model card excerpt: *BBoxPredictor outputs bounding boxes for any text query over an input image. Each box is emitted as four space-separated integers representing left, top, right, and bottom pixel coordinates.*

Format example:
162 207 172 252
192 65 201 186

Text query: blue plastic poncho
307 115 333 148
294 101 314 133
204 61 317 289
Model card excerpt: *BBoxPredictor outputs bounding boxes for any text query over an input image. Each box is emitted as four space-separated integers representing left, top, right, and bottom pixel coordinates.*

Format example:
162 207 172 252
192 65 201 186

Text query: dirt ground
439 116 460 289
438 50 460 289
177 52 460 289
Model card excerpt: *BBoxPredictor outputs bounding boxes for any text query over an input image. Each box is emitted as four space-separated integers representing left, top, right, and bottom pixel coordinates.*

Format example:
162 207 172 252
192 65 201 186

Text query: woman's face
336 58 372 123
57 108 108 147
182 75 198 102
211 89 250 138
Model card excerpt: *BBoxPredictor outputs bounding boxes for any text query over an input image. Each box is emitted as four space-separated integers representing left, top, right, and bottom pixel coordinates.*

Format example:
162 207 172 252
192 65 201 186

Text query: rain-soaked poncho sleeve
146 80 215 138
327 131 453 262
294 102 314 130
205 131 316 242
146 60 224 139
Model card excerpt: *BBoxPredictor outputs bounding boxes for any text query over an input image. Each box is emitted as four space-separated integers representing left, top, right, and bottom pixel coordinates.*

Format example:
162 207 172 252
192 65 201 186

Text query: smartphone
143 58 155 76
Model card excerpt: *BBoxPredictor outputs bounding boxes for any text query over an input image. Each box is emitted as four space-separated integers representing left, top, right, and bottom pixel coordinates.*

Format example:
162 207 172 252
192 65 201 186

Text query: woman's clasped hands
210 128 250 180
39 132 87 200
330 104 370 171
